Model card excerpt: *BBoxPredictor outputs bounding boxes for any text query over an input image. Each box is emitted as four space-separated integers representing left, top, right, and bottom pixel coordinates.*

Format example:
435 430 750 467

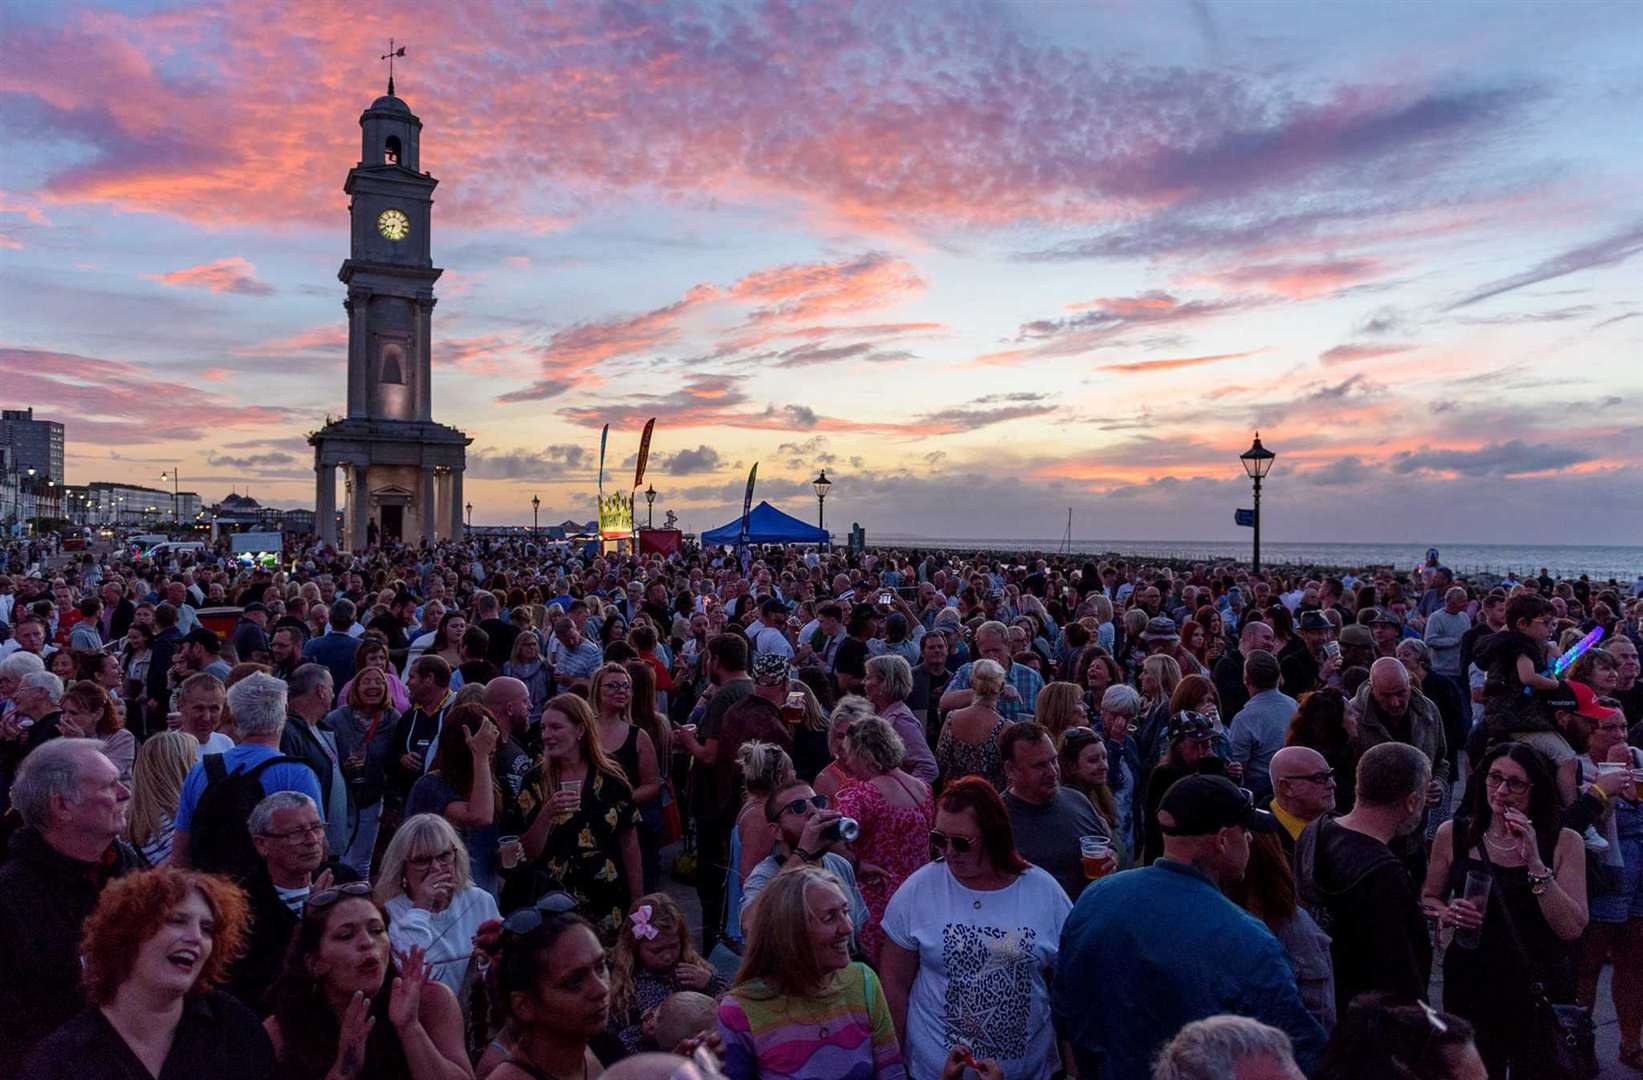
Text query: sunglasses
1279 769 1336 785
770 794 828 821
502 891 578 936
929 830 977 855
308 881 373 911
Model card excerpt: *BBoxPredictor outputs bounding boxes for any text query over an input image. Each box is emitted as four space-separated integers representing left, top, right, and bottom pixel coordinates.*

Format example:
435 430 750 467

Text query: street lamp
644 483 656 528
1239 433 1277 574
465 501 474 529
812 469 832 546
160 467 179 524
531 494 540 533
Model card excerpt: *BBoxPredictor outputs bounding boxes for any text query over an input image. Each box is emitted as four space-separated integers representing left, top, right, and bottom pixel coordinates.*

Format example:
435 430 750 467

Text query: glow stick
1552 626 1604 678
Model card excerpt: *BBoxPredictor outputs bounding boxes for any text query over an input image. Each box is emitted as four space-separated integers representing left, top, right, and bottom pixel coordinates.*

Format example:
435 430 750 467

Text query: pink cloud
1193 257 1382 299
0 345 291 444
1318 342 1417 365
144 256 273 295
1102 350 1260 374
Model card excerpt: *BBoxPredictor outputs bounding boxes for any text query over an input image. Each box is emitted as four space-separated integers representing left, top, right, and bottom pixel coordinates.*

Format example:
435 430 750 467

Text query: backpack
189 752 311 882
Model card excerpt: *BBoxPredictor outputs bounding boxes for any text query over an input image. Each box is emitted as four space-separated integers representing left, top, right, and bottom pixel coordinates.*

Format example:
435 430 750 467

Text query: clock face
377 208 410 241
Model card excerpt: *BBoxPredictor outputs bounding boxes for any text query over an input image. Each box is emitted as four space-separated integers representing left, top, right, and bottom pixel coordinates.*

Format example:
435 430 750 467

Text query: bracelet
793 847 818 863
1586 782 1610 805
1528 868 1554 895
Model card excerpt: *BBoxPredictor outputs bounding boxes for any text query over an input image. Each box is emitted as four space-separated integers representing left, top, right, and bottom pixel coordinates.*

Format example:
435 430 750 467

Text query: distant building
1 408 65 485
76 481 202 526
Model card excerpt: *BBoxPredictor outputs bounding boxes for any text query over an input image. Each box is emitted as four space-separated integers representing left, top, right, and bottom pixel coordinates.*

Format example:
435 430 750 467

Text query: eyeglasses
261 823 326 843
770 794 828 821
929 830 977 855
407 848 457 871
308 881 373 910
501 891 577 936
1279 769 1336 785
602 683 633 692
1484 771 1532 795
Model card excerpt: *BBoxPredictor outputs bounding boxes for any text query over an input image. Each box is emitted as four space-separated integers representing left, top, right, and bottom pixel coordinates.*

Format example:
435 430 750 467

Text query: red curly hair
80 868 250 1006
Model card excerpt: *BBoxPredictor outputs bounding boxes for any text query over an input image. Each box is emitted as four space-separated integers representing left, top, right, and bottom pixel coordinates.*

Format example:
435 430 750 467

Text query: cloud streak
144 257 273 295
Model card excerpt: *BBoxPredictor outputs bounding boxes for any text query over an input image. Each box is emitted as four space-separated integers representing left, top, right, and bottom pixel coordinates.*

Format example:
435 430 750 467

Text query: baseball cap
1158 775 1277 836
1541 680 1614 721
751 652 791 684
242 602 267 614
1169 710 1217 745
1297 610 1331 632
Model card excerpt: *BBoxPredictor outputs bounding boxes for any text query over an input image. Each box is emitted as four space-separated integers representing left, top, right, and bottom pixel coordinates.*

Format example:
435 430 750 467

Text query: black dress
22 990 275 1080
1441 832 1575 1078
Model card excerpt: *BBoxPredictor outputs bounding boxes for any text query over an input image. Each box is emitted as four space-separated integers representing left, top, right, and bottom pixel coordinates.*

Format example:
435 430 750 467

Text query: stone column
346 287 370 418
348 464 370 551
420 465 436 544
449 467 464 541
415 296 436 421
315 462 337 547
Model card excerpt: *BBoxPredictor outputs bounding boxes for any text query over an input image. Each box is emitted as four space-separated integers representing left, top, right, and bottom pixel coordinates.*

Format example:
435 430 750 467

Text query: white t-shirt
881 862 1071 1080
202 731 236 754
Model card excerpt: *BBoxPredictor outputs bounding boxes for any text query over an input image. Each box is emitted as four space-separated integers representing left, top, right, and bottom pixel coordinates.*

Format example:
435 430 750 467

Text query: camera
824 816 860 843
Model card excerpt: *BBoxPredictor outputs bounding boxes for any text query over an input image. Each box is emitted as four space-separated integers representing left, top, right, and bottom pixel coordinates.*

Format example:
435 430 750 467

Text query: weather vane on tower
380 38 406 96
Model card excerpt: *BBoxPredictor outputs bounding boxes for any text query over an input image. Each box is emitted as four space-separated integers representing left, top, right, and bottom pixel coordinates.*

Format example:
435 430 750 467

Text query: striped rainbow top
717 962 906 1080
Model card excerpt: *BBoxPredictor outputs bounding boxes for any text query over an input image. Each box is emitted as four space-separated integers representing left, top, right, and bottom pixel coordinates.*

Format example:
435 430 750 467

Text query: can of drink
827 816 860 843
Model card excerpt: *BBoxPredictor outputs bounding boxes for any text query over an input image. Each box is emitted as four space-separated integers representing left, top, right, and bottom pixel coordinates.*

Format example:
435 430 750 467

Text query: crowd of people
0 533 1641 1079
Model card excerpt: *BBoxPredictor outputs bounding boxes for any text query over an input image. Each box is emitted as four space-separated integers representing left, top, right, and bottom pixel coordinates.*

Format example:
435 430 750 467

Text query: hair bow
630 904 659 941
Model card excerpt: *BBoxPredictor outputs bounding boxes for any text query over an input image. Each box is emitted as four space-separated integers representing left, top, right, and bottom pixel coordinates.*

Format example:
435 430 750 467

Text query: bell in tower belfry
308 64 471 552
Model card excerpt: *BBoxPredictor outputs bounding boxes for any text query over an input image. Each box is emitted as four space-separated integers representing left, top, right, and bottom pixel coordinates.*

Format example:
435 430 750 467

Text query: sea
877 537 1643 582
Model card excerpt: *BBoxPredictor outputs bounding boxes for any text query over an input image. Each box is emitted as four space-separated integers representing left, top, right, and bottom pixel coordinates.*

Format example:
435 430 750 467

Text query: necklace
1482 830 1520 854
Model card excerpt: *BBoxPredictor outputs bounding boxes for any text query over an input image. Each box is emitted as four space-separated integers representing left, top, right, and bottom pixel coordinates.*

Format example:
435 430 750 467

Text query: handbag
1478 846 1598 1079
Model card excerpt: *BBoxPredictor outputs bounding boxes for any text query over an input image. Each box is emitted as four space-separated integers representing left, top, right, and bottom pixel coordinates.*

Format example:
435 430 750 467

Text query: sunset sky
3 0 1641 544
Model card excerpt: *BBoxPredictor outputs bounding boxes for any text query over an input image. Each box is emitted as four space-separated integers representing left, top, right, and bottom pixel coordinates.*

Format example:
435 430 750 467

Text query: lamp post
465 501 474 530
812 469 832 547
1239 433 1277 575
160 467 179 524
644 483 656 528
531 494 540 534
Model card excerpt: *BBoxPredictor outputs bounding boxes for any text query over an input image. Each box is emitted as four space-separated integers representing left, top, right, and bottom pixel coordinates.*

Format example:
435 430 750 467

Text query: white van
140 541 210 562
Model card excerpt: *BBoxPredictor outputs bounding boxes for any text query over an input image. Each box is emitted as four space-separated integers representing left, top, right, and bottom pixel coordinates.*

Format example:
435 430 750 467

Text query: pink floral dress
835 773 934 965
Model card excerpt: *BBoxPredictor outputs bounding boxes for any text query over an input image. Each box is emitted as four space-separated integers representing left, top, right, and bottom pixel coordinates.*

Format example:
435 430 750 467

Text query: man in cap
230 602 271 665
749 597 795 660
1054 775 1326 1078
1337 623 1376 675
1280 610 1333 697
180 627 232 681
1367 608 1403 660
1295 742 1434 1015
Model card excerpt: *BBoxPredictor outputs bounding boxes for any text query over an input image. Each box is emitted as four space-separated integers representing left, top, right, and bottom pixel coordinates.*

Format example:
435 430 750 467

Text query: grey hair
328 597 357 628
865 654 914 702
1395 638 1432 668
473 590 499 615
286 662 333 703
11 738 108 830
975 619 1009 645
20 670 64 703
829 694 875 732
248 790 319 836
1152 1015 1296 1080
376 813 472 905
225 671 289 738
0 651 46 680
1102 683 1143 717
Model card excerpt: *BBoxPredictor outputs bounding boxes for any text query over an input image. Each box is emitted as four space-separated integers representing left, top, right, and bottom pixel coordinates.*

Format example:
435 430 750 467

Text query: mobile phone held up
878 592 894 606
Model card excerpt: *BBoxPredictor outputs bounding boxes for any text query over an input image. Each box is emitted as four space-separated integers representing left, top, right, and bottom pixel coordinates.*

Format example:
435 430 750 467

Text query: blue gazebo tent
700 501 829 545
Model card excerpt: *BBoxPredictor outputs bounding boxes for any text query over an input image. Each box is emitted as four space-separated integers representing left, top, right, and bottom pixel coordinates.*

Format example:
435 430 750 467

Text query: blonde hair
737 740 795 798
376 813 472 904
735 865 850 998
127 731 199 849
543 693 631 790
841 714 905 775
1035 681 1085 740
970 658 1006 698
1141 653 1182 705
589 662 634 722
608 893 707 1019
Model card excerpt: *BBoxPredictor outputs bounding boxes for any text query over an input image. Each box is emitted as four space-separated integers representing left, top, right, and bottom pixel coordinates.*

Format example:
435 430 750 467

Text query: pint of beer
1080 835 1115 880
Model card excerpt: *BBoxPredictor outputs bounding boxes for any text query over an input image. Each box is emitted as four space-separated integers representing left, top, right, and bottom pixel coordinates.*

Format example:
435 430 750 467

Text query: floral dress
608 965 730 1054
506 766 641 941
835 774 934 965
936 716 1007 791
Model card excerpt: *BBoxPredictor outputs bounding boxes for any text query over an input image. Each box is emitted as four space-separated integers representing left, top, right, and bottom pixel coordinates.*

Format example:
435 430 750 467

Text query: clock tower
309 81 470 550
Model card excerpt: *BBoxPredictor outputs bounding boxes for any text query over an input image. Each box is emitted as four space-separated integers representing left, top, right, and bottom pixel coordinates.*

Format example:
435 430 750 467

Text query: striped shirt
718 962 905 1080
946 660 1045 722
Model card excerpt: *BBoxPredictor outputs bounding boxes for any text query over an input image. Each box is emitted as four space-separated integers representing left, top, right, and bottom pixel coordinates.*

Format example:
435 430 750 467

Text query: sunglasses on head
308 880 373 911
929 830 976 855
502 891 578 936
770 793 828 821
